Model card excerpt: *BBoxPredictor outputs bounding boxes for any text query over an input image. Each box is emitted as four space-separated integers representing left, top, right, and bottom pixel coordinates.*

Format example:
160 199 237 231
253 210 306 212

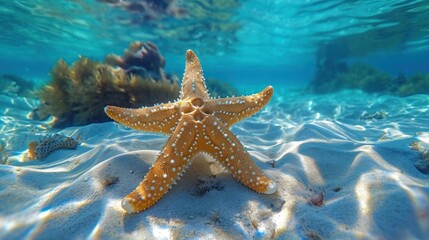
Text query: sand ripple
1 90 429 239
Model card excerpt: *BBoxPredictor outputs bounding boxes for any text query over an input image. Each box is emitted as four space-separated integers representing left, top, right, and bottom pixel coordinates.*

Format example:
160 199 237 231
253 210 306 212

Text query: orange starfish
105 50 277 213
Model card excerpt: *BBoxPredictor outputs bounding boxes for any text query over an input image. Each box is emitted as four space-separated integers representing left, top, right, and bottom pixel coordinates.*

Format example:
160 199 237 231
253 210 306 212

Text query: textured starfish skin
105 50 277 213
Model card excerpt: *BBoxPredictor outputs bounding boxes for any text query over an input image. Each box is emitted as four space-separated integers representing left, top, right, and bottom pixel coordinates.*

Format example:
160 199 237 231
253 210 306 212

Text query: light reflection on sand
1 90 429 239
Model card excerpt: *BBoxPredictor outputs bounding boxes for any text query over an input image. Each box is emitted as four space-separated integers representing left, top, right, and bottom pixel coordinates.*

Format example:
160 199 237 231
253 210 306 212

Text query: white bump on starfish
265 181 277 194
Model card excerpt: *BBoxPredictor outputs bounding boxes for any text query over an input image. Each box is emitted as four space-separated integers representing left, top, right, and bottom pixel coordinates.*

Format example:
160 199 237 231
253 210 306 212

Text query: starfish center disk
191 97 205 107
192 110 206 122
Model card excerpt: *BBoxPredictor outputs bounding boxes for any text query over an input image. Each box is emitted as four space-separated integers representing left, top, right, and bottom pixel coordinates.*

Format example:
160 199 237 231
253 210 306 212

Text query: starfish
105 50 277 213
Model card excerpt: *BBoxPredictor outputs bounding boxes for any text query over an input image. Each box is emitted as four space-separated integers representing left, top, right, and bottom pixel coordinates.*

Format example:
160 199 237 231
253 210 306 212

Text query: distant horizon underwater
1 1 429 239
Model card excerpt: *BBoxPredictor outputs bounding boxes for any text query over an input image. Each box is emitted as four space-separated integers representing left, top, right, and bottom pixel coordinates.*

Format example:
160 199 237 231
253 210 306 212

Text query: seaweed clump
34 41 240 128
36 57 179 128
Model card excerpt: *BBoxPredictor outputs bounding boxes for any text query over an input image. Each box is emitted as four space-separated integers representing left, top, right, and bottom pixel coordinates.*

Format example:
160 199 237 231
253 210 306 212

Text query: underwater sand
1 89 429 239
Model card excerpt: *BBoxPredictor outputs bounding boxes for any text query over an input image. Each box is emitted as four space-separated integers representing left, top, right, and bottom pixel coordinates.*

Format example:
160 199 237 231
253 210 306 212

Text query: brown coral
106 41 167 81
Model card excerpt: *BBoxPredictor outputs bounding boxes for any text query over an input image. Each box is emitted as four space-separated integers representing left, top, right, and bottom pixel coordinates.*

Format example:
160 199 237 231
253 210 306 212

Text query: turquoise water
1 1 429 239
1 0 429 85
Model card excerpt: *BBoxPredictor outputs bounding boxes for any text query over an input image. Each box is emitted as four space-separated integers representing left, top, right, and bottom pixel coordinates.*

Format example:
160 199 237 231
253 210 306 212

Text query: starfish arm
180 50 210 100
121 115 198 213
202 116 277 194
206 85 273 127
104 103 181 134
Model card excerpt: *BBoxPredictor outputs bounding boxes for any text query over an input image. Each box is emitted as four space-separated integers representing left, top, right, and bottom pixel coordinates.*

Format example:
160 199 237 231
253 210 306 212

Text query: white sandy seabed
1 88 429 239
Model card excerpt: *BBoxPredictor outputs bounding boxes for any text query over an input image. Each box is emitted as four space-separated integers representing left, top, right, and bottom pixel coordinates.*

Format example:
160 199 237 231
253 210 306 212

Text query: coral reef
0 75 35 97
36 57 179 128
310 61 429 96
311 40 429 96
34 42 240 128
27 134 79 160
311 63 393 94
106 41 168 81
396 73 429 97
